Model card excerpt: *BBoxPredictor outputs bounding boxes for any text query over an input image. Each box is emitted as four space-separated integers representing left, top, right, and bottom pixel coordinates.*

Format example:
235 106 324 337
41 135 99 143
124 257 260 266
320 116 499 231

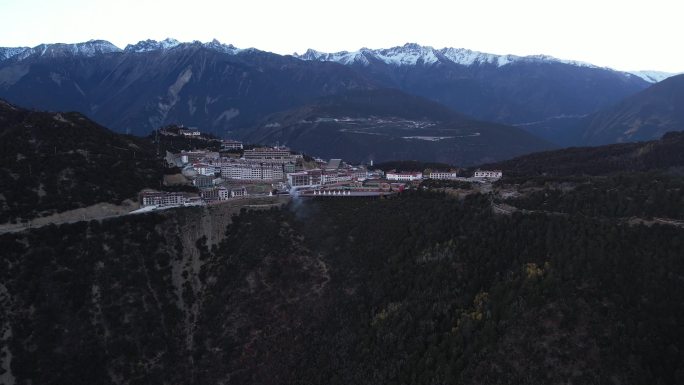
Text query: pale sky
1 0 682 72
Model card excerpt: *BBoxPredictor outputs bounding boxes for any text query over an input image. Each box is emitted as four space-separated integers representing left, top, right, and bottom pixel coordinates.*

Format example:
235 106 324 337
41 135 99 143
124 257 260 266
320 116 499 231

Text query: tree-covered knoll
0 100 162 223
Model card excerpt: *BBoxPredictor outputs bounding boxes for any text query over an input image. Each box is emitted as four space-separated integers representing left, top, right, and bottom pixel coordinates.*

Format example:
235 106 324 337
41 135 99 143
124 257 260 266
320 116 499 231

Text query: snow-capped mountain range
294 43 679 83
0 39 678 83
8 40 122 60
295 43 599 69
123 38 243 54
0 38 245 61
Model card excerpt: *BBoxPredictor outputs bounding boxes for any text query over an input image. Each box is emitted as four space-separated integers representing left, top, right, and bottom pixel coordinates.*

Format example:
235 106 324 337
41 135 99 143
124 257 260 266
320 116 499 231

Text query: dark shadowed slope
577 74 684 145
0 100 161 222
479 131 684 177
246 88 553 165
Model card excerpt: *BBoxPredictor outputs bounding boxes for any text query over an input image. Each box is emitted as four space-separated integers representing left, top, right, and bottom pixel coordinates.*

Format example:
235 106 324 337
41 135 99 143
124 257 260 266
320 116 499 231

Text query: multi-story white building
351 168 369 181
220 161 285 181
140 192 186 207
201 187 232 201
386 171 423 181
473 170 503 179
288 171 321 188
221 139 244 150
231 186 247 198
321 172 352 185
429 171 460 180
243 147 296 163
287 169 357 188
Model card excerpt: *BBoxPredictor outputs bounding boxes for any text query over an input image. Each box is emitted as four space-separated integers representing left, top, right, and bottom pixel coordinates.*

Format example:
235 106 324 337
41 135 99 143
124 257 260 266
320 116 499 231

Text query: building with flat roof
473 170 503 179
220 161 285 181
140 192 187 207
221 139 243 150
386 171 423 181
429 171 460 180
243 146 297 163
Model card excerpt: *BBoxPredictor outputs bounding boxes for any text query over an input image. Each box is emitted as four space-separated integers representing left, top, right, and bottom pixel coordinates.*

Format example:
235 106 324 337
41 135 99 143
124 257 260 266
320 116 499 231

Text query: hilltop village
139 134 502 211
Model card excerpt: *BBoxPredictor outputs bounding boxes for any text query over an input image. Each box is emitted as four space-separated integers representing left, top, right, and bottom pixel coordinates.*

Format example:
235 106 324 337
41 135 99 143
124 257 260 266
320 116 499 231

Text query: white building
386 171 423 182
231 186 247 197
288 171 322 188
243 147 296 163
321 172 353 185
429 171 460 180
221 139 243 150
220 161 284 181
473 170 503 179
351 168 369 181
140 192 186 207
287 170 357 188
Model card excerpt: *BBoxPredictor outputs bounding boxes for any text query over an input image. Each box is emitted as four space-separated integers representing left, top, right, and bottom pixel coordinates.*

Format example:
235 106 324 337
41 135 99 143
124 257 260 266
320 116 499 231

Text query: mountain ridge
577 74 684 145
0 38 664 149
1 39 676 82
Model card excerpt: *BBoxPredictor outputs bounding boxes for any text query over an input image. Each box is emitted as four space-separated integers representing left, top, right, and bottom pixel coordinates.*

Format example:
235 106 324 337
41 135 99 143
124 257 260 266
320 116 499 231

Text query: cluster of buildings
144 137 504 208
383 169 503 183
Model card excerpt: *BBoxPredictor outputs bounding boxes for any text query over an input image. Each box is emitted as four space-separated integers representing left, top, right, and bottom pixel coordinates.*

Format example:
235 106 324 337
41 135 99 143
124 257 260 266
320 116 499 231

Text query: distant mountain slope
245 88 553 165
479 131 684 177
628 70 679 83
0 39 655 140
296 43 651 125
0 100 161 223
576 74 684 145
0 39 374 136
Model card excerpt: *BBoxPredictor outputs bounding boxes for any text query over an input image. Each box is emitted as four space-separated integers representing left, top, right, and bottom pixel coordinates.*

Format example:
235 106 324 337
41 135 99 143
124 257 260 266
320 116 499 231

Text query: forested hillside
0 100 162 223
2 189 683 384
480 131 684 177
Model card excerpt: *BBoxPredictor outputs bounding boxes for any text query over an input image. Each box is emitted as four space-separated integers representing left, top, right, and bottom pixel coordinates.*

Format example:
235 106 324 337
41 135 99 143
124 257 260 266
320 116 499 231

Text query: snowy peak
201 39 242 54
124 38 181 52
439 47 507 66
0 38 245 60
297 48 369 65
628 70 679 83
124 38 243 54
0 46 30 61
17 40 122 60
372 43 440 66
295 43 603 70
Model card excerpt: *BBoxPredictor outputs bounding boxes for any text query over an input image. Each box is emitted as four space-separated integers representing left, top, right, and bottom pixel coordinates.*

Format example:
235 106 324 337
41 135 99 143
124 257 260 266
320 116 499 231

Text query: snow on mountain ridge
295 43 603 69
123 38 245 54
124 38 181 52
373 43 440 66
627 70 679 83
0 47 30 61
0 38 245 60
298 49 370 65
1 40 122 61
